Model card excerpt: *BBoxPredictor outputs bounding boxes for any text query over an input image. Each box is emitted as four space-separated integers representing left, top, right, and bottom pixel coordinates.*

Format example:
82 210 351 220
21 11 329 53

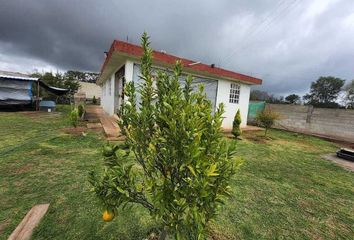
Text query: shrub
256 108 279 136
78 104 85 118
89 33 239 239
92 95 97 104
69 108 79 128
232 109 242 138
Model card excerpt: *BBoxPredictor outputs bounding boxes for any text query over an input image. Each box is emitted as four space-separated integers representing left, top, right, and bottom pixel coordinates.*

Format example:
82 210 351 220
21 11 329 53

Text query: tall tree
250 90 270 101
285 94 300 104
344 79 354 109
303 76 345 108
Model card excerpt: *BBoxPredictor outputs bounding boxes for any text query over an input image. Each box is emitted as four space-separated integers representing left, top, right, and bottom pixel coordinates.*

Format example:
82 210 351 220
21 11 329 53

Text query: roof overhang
97 40 263 86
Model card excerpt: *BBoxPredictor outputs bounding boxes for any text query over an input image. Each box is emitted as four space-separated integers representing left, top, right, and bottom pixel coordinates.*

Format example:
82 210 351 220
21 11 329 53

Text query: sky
0 0 353 96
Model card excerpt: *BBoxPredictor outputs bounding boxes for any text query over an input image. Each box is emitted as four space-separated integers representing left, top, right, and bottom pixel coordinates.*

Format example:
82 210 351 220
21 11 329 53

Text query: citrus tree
256 108 279 137
89 33 239 239
69 108 79 128
231 109 242 138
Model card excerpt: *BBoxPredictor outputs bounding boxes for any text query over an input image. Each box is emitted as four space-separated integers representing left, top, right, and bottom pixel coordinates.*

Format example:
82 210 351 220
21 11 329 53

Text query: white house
97 40 262 129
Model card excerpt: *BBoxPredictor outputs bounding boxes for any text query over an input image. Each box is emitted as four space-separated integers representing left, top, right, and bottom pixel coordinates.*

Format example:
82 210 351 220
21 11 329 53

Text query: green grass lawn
0 109 353 239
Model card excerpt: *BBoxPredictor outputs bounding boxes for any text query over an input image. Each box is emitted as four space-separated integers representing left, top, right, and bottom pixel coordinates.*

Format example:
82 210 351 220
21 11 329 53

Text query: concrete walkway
322 153 354 172
85 105 122 141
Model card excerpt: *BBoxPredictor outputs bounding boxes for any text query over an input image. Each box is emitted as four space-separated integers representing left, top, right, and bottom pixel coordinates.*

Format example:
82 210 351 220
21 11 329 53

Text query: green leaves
90 33 238 239
69 108 79 128
187 165 197 177
206 164 219 177
232 109 242 138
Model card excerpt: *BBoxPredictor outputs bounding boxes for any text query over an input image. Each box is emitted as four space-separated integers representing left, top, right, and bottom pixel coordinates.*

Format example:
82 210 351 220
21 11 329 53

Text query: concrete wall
78 82 101 99
267 104 354 142
216 80 250 129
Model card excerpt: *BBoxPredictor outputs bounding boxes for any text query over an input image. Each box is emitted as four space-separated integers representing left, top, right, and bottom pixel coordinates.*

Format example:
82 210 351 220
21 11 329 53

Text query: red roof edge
100 40 262 85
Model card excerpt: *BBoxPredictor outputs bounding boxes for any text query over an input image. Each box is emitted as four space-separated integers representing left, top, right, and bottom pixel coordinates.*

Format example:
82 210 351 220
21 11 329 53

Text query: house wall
216 79 250 129
131 63 218 109
100 62 129 115
101 60 252 130
100 74 115 115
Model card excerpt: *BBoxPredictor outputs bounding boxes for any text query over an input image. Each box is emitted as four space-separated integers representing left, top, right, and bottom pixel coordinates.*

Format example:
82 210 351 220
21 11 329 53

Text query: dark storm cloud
0 0 353 96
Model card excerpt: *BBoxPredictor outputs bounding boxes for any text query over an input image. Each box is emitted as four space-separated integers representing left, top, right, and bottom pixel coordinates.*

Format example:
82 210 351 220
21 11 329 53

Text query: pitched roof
101 40 262 85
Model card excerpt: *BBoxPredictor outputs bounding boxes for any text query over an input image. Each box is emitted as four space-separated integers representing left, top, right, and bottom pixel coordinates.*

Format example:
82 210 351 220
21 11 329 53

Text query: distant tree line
250 76 354 109
31 70 98 103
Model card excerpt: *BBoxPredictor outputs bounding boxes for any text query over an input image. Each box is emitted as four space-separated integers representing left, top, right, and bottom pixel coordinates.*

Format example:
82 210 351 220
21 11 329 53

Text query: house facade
97 40 262 129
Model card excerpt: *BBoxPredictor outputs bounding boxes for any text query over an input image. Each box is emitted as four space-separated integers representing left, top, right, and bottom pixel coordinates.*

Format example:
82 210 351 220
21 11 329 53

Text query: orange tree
256 108 279 137
89 33 238 239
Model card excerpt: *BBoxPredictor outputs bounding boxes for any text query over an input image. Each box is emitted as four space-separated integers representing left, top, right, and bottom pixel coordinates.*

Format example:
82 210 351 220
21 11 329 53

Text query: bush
256 108 279 136
69 108 79 128
78 104 85 118
232 109 242 138
89 33 239 239
92 95 97 105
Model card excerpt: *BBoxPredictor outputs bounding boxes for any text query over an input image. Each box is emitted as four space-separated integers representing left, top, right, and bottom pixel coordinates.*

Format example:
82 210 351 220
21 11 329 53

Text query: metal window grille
229 83 240 104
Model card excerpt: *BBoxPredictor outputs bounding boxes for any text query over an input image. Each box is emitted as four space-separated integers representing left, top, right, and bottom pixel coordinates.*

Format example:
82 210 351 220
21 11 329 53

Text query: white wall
100 74 115 115
100 60 134 116
101 59 252 127
216 79 250 129
125 60 134 83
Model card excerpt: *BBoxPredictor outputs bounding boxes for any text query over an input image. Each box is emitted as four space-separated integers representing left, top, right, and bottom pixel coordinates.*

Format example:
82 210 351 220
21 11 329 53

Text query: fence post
306 105 314 123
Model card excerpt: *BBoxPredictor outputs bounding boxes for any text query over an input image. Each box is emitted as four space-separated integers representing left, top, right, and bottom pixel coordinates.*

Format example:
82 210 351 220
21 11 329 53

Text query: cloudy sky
0 0 353 96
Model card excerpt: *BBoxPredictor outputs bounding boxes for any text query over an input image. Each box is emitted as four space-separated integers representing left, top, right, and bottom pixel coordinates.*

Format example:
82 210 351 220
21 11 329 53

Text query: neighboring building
0 70 38 106
97 40 262 129
0 70 69 108
78 81 101 100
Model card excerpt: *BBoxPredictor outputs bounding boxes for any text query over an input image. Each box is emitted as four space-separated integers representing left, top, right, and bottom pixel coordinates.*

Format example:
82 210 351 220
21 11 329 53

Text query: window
229 83 240 104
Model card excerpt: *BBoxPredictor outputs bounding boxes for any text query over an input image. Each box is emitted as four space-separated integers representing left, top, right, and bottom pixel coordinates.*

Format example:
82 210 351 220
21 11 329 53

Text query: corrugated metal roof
0 70 39 81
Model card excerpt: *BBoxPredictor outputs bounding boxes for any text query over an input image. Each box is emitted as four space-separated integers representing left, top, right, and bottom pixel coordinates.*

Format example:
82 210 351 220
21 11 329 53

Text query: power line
220 0 302 68
218 0 288 64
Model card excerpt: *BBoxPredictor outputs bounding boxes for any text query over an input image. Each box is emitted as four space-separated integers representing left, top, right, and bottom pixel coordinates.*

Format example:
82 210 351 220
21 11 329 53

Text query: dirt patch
242 131 273 144
0 219 10 235
208 227 237 240
21 111 61 119
62 127 86 135
15 163 33 174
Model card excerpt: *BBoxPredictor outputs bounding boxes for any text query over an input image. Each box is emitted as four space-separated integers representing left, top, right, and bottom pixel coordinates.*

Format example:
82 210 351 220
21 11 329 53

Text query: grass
0 109 353 239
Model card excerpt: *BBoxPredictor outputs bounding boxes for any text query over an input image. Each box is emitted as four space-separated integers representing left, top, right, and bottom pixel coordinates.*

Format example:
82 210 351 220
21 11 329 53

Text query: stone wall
266 104 354 143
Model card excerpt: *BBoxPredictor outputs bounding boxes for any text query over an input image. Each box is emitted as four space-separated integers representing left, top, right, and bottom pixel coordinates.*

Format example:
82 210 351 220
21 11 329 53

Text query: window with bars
229 83 240 104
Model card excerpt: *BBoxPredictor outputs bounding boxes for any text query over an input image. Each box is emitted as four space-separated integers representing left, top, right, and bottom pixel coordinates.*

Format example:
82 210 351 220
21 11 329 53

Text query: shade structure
0 70 69 106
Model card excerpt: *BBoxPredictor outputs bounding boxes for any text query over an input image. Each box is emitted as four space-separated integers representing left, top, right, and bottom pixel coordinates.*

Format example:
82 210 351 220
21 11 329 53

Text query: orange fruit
102 210 115 222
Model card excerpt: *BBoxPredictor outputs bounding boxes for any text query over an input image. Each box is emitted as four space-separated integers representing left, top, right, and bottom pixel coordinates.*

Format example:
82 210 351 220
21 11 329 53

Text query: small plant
78 104 85 118
256 108 279 137
69 108 79 128
89 33 239 239
92 95 97 105
232 109 242 138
